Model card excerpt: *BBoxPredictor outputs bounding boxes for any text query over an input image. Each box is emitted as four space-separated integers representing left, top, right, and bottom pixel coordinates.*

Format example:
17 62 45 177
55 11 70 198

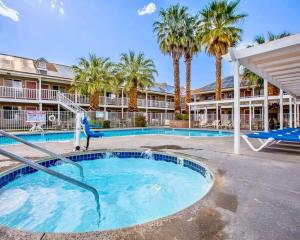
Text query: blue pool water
0 128 232 146
0 154 212 233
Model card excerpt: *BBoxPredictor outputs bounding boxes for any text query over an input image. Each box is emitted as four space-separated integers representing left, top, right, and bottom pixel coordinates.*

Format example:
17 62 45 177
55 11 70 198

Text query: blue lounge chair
242 128 300 152
82 117 104 150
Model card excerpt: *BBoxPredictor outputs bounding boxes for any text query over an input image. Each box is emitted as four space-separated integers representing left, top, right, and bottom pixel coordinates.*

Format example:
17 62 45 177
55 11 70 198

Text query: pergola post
297 104 299 127
294 98 297 128
145 91 148 120
233 60 240 154
289 96 293 127
279 89 283 129
249 101 252 131
216 103 219 130
263 79 269 132
38 77 42 111
121 88 124 119
57 104 61 125
188 104 191 129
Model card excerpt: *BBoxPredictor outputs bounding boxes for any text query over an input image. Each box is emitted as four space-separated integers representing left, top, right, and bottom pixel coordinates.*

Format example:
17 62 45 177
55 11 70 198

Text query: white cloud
47 0 65 15
0 0 19 22
138 2 156 16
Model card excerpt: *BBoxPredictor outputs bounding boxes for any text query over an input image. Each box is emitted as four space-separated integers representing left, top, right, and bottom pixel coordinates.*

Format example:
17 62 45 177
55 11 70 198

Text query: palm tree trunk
89 92 100 111
215 53 223 124
128 79 138 112
173 55 181 113
215 53 222 101
184 55 192 113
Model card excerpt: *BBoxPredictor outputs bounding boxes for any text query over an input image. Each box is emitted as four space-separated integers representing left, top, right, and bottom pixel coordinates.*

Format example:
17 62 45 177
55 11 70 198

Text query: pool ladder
0 130 101 221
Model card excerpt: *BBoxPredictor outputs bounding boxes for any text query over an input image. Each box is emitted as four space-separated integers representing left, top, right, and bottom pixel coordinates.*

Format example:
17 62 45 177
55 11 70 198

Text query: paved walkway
0 135 299 240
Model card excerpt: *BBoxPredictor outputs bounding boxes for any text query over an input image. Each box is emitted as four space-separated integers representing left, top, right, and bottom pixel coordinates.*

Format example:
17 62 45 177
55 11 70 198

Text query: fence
0 110 76 131
0 110 297 131
0 110 175 131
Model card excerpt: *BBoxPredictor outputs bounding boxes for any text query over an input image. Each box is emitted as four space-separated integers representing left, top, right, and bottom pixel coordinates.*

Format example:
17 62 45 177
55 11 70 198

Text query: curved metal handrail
0 148 101 222
0 130 84 180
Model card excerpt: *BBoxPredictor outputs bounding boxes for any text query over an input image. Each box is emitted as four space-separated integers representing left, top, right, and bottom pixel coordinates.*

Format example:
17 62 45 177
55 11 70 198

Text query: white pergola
229 33 300 154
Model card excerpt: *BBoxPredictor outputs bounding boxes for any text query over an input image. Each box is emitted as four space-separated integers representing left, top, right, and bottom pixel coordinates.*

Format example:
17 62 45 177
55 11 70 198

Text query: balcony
0 86 90 104
0 86 38 101
0 86 176 109
100 96 175 109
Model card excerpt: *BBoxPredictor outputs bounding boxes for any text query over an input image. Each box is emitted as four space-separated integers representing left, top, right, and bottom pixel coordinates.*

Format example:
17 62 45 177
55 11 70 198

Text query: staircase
57 92 86 114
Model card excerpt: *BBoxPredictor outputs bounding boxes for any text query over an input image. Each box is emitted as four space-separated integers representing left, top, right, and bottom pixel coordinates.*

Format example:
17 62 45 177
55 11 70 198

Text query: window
3 106 20 119
204 95 213 100
4 79 22 88
53 86 65 92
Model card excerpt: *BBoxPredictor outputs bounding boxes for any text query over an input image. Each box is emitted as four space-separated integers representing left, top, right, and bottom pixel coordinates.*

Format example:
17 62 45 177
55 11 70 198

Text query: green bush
175 113 189 121
88 119 102 128
103 120 110 128
135 115 147 127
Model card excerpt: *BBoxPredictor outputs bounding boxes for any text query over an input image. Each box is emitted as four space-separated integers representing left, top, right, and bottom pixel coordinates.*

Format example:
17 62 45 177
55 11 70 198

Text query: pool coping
0 128 233 147
0 149 216 239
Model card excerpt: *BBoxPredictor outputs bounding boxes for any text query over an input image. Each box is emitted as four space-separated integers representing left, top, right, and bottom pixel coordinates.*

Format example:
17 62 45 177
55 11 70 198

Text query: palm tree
182 14 202 112
117 51 157 112
242 31 291 87
199 0 247 101
153 4 188 113
71 54 113 111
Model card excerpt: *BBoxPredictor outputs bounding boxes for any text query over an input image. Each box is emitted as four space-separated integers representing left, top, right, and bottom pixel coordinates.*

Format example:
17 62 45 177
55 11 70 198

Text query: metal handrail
0 130 84 180
0 148 101 223
57 92 86 113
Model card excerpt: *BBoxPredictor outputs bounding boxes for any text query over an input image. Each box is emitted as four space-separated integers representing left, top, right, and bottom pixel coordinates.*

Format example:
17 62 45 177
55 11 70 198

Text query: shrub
88 119 102 128
103 120 110 128
175 113 189 121
135 115 147 127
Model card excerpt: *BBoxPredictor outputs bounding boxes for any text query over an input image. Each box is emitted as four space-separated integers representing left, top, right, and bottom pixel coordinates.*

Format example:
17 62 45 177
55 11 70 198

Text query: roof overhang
227 33 300 97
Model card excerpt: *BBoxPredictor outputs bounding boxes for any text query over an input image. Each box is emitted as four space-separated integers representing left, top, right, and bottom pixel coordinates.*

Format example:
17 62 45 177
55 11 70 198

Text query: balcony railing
0 86 38 100
100 96 175 109
41 89 58 101
0 86 177 109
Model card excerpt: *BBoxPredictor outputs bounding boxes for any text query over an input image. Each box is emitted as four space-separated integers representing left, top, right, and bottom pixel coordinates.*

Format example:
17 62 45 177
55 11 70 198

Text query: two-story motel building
0 53 180 116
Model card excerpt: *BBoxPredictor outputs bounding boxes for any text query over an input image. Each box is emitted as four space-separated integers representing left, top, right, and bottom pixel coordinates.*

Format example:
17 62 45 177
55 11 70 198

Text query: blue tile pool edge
0 151 214 190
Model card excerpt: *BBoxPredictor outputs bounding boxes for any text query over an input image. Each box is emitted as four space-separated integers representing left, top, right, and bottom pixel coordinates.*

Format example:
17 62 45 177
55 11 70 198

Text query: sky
0 0 300 89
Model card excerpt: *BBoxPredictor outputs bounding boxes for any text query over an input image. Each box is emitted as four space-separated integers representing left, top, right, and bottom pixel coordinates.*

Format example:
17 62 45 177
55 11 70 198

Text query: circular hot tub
0 151 213 233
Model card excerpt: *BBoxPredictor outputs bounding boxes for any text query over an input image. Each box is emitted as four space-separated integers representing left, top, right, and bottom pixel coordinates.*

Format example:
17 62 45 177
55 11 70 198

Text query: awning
228 33 300 97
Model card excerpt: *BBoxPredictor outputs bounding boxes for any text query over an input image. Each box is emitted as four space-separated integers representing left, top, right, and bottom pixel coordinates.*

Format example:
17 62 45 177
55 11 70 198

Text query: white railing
41 89 58 101
103 111 175 127
191 113 266 130
102 97 123 106
57 92 86 113
0 86 38 100
99 96 175 109
0 110 177 130
76 95 90 105
0 110 76 131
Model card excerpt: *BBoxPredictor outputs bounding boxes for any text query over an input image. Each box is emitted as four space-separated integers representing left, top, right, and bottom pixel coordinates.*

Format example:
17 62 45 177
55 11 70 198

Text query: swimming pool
0 128 232 146
0 151 213 233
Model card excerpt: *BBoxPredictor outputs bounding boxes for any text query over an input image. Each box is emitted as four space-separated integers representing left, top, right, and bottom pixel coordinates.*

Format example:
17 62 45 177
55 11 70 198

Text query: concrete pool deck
0 135 299 240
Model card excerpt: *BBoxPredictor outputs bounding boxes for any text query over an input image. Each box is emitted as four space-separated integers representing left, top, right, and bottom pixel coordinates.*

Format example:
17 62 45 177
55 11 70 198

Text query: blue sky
0 0 300 89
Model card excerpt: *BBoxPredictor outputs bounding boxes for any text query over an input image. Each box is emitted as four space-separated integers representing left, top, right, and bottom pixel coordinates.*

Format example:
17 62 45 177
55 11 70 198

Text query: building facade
0 54 184 115
191 76 300 129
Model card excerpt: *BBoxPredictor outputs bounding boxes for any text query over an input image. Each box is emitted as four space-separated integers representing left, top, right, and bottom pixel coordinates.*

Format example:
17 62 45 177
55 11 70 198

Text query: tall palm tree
242 31 291 87
153 4 188 113
117 51 157 112
199 0 247 101
183 14 202 112
71 54 113 111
